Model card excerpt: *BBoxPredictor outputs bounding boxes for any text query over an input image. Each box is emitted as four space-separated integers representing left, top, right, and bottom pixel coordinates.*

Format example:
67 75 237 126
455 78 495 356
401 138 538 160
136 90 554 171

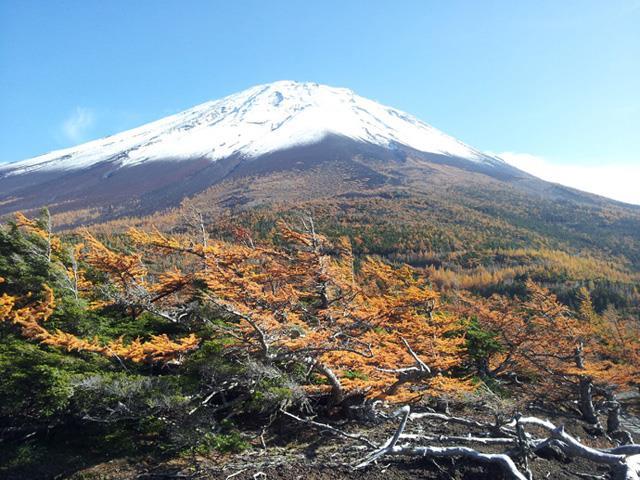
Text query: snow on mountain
1 81 497 177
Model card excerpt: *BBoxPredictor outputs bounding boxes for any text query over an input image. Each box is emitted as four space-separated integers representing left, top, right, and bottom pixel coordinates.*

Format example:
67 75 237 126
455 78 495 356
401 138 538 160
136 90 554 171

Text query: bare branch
280 409 376 449
356 405 528 480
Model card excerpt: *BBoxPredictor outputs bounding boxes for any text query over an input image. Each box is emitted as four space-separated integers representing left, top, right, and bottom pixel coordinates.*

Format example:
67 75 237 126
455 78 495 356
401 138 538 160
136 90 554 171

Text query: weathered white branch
608 446 640 456
361 408 640 480
360 445 529 480
512 416 640 480
400 433 518 445
400 337 431 373
383 338 434 395
410 411 498 431
312 361 344 403
356 406 528 480
280 409 376 449
356 405 411 467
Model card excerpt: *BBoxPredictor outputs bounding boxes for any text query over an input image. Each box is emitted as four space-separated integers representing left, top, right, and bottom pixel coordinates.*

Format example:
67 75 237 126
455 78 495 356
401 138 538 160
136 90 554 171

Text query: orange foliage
6 210 639 408
0 280 199 363
82 230 147 286
456 281 638 408
120 216 471 402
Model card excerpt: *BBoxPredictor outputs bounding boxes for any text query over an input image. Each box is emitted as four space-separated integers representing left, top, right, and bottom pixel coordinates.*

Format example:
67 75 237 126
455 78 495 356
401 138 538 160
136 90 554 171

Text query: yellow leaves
191 219 470 403
1 284 55 340
458 280 640 401
82 230 147 286
128 226 243 262
3 283 199 364
41 329 106 354
107 333 199 362
15 212 45 238
37 330 200 363
128 227 196 255
0 293 17 321
276 219 314 247
150 268 193 298
2 214 211 365
2 212 478 401
15 211 63 258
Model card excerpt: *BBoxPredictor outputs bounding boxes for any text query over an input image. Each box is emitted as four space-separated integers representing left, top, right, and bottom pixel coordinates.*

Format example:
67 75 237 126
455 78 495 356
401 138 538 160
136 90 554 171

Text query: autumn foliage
124 217 471 402
454 282 639 423
0 217 199 364
1 211 638 412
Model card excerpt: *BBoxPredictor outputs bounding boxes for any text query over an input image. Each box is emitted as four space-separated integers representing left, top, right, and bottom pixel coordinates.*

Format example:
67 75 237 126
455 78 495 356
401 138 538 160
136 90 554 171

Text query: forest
1 207 639 480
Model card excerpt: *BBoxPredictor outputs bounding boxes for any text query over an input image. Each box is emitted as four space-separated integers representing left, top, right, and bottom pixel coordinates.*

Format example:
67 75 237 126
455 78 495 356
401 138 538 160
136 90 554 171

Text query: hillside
1 209 639 479
2 82 639 280
1 82 640 479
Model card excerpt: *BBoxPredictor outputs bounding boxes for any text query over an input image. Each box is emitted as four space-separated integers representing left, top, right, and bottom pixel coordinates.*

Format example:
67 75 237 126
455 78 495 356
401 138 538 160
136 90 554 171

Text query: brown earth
54 405 626 480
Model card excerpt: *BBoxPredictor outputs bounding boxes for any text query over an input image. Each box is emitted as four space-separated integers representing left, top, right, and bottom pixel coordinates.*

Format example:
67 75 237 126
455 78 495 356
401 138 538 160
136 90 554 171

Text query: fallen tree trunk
359 443 530 480
356 406 529 480
284 403 640 480
511 416 640 480
365 408 640 479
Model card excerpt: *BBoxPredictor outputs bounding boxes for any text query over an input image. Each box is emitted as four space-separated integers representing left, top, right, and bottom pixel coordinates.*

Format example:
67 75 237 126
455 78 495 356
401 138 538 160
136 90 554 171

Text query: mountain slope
1 80 639 275
0 81 526 217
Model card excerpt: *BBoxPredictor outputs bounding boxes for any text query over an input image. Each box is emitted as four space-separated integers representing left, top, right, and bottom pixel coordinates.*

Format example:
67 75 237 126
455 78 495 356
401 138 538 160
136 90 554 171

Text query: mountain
1 81 640 274
4 81 499 174
0 80 525 216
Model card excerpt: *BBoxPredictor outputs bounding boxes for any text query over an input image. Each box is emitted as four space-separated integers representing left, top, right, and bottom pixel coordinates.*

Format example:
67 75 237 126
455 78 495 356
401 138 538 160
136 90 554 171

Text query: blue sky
1 0 639 203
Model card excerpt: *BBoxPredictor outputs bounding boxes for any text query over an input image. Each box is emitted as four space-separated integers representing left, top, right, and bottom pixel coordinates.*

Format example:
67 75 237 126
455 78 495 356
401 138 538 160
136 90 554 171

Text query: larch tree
455 281 639 425
3 211 472 404
1 214 199 365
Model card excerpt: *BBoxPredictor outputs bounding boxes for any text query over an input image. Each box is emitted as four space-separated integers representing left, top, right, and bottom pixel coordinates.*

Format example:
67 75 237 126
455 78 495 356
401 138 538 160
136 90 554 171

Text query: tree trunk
608 401 622 434
314 362 344 404
579 377 599 426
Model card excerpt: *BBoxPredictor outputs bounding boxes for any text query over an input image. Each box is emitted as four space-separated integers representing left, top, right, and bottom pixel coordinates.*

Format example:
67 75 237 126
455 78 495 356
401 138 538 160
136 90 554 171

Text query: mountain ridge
0 80 503 177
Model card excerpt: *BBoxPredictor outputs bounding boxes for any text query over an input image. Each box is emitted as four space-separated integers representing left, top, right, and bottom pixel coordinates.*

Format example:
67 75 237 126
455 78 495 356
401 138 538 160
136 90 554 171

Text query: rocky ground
5 396 639 480
62 407 635 480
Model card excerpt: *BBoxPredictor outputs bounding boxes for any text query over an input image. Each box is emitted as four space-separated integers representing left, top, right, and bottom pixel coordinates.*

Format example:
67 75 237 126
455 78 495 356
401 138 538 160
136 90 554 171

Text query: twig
225 469 247 480
280 409 377 449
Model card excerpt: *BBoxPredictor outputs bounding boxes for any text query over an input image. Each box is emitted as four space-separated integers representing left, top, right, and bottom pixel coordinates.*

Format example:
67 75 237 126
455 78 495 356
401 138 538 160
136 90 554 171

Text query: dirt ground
61 412 618 480
5 398 638 480
64 452 604 480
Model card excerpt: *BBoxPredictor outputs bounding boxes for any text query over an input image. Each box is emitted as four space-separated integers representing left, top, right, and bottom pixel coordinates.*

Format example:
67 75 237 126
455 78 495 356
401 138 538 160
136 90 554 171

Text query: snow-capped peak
1 81 495 176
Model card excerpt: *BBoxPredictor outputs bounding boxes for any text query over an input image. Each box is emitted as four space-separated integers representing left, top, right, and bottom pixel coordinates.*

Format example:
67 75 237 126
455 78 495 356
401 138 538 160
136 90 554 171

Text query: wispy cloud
61 107 95 143
490 151 640 206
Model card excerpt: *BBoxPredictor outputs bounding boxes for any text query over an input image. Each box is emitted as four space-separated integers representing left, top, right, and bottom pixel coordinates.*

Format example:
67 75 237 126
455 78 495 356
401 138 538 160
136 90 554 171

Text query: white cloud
491 151 640 206
61 107 95 143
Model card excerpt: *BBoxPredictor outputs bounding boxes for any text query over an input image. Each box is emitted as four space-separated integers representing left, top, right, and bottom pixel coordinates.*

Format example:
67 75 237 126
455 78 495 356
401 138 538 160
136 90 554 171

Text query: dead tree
284 404 640 480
